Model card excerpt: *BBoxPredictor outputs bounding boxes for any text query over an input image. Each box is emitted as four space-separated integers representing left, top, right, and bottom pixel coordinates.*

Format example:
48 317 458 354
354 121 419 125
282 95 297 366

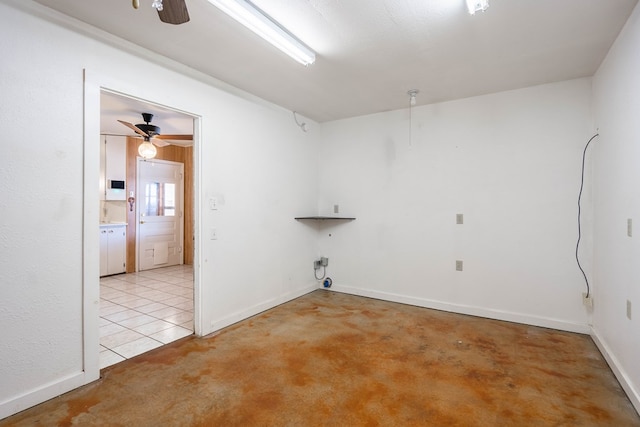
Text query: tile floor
99 264 194 369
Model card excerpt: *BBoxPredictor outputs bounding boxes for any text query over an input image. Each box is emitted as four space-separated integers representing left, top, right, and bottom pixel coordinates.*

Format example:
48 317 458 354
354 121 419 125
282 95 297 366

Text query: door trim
83 69 203 382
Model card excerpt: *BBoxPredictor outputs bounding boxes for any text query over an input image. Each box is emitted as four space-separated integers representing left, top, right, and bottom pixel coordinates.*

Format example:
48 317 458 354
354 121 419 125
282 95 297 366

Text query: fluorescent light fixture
466 0 489 15
206 0 316 66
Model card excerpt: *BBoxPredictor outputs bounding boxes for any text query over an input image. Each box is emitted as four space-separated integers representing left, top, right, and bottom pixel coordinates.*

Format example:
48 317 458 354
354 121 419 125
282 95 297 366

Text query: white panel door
137 158 184 271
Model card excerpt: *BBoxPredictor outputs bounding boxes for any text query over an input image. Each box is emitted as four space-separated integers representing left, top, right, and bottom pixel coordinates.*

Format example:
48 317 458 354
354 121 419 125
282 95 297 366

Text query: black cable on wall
576 133 599 298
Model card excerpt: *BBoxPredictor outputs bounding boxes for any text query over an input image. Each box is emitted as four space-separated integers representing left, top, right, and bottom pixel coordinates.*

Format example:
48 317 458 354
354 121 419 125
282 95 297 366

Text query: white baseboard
329 284 591 334
0 371 91 420
206 284 317 335
590 328 640 414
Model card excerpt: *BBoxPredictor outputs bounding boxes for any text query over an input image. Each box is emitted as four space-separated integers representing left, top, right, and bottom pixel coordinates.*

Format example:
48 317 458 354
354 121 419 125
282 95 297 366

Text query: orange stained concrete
2 290 639 426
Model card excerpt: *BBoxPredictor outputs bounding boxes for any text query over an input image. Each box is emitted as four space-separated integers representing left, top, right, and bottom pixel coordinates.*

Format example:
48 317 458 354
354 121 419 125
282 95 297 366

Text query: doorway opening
98 90 196 369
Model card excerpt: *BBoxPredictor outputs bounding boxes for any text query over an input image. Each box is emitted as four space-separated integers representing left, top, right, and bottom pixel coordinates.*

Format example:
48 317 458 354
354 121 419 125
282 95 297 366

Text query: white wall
2 0 638 419
318 78 595 332
0 0 318 418
592 2 640 410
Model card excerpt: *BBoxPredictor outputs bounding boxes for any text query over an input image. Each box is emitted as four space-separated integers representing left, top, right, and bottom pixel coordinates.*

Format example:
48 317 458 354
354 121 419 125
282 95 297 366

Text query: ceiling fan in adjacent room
118 112 193 159
131 0 190 25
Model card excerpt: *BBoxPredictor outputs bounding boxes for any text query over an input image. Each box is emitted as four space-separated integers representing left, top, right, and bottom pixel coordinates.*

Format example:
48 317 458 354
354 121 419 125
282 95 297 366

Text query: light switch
209 198 218 210
210 228 218 240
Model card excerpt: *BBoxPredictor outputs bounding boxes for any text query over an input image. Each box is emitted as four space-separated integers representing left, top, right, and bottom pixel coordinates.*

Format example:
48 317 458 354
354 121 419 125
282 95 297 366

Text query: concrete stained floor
2 291 639 426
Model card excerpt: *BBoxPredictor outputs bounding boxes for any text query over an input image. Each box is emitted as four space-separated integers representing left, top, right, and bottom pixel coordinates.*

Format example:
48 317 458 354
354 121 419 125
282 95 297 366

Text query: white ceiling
34 0 638 123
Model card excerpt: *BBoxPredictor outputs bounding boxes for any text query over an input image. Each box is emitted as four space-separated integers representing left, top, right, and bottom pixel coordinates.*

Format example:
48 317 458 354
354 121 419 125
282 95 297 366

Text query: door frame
83 69 202 381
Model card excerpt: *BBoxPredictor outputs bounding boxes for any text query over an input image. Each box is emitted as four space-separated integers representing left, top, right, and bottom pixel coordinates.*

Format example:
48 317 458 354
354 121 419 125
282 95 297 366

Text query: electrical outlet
456 214 464 224
583 292 593 308
321 257 329 267
455 260 463 271
314 260 322 270
627 300 632 320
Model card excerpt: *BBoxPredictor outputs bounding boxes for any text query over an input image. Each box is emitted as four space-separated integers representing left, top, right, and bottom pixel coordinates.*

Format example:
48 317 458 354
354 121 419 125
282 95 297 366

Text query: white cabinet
100 225 126 276
99 228 109 276
101 135 127 201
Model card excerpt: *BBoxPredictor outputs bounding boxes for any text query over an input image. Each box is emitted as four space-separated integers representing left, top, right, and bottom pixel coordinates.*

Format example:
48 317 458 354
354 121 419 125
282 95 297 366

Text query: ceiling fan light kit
138 139 158 159
151 0 163 12
206 0 316 66
118 112 192 159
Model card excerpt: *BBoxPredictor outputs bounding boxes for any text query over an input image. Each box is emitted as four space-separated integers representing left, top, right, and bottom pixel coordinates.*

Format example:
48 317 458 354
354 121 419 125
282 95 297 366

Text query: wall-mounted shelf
295 216 356 220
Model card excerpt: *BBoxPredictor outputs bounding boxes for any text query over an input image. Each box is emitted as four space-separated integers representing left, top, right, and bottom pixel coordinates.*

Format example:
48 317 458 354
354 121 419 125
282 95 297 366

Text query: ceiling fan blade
158 0 190 25
152 138 170 147
117 120 149 137
156 134 193 141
